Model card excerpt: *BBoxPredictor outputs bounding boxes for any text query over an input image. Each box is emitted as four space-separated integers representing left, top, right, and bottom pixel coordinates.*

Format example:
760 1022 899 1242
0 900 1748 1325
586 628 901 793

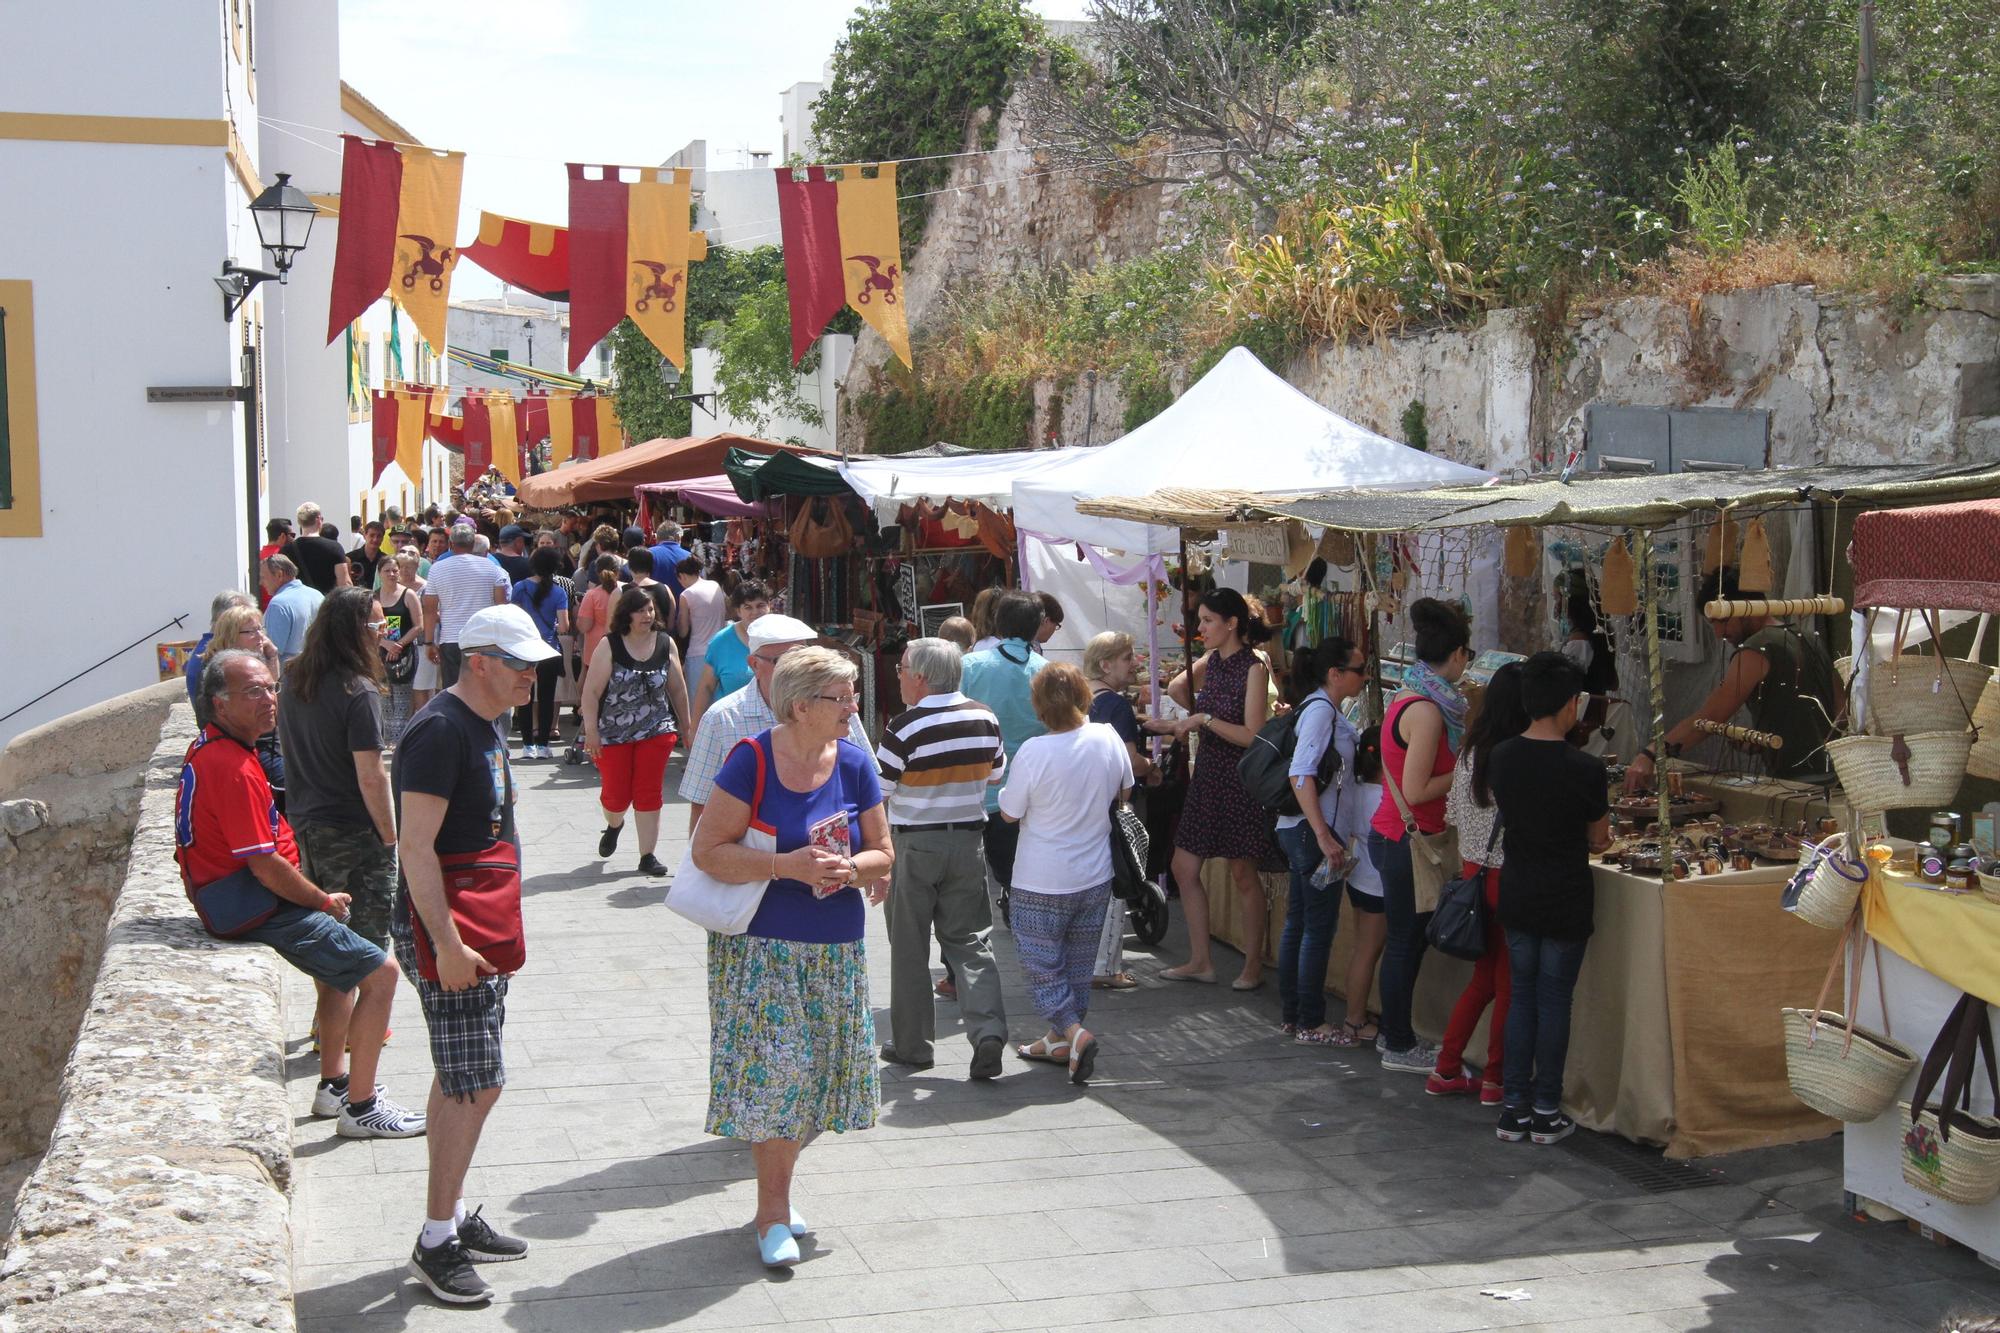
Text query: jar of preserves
1946 846 1978 892
1916 841 1947 885
1929 811 1962 850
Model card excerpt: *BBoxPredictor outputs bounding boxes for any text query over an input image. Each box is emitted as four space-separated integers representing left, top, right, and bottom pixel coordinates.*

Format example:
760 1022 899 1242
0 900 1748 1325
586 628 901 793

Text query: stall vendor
1624 570 1838 790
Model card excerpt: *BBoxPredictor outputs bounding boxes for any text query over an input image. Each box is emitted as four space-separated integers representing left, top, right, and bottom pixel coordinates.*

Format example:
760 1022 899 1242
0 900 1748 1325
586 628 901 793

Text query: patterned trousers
1010 881 1111 1034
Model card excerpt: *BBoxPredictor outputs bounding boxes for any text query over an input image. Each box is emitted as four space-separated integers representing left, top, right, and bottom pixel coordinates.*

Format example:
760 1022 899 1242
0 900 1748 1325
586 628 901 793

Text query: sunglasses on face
472 650 535 672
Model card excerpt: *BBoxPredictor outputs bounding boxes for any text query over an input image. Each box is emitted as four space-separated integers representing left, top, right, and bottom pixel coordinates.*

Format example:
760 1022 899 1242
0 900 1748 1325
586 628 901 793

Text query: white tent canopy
837 447 1096 525
1011 346 1491 555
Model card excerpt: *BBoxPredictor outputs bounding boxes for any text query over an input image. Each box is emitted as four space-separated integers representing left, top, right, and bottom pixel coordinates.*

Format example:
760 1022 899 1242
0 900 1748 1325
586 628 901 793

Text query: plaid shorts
392 890 509 1101
296 821 397 947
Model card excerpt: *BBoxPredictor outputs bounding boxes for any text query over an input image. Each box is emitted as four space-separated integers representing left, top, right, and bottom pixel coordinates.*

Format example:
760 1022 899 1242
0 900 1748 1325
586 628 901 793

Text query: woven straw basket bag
1827 730 1975 813
1786 832 1870 930
1782 919 1917 1123
1898 990 2000 1206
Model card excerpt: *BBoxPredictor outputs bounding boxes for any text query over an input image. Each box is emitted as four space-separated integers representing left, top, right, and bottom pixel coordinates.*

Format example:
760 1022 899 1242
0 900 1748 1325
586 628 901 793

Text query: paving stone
288 751 1998 1331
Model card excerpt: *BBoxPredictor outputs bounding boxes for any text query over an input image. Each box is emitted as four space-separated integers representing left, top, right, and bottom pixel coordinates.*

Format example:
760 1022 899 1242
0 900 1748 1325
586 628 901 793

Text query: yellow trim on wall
225 122 259 198
0 281 43 539
0 112 229 147
340 84 423 146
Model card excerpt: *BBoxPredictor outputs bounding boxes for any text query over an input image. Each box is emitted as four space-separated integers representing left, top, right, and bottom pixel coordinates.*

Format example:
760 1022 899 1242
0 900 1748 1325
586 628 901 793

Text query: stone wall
0 698 295 1332
0 681 183 1173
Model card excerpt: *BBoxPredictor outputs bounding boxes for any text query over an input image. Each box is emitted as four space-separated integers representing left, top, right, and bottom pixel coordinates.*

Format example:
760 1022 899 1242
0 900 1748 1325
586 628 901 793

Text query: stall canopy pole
1638 525 1671 838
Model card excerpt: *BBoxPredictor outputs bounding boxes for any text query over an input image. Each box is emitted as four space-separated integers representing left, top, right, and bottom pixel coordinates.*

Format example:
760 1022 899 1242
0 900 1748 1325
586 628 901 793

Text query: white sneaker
311 1079 383 1118
337 1092 427 1138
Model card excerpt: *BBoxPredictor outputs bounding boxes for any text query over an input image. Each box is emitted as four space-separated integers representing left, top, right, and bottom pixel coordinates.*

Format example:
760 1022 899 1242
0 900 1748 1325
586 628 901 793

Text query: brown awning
513 433 834 508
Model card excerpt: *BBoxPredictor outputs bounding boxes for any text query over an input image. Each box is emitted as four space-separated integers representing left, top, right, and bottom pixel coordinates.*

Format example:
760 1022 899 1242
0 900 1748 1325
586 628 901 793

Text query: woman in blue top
690 645 892 1269
508 548 570 758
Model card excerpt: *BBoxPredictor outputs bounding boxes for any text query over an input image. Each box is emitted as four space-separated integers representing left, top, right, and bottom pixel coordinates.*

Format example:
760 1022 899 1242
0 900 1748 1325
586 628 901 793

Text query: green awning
723 447 850 501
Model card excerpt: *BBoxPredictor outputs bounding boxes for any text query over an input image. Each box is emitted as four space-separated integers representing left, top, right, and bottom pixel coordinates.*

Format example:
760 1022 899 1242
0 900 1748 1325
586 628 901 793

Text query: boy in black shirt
1486 652 1611 1145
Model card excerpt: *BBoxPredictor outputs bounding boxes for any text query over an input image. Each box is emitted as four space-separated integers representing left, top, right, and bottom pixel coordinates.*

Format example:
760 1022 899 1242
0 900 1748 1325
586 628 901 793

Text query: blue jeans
1502 929 1590 1114
1370 829 1428 1053
1275 823 1340 1029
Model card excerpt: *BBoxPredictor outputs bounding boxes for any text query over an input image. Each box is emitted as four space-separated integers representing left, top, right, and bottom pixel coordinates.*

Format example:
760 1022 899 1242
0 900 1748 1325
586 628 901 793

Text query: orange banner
834 162 910 368
390 148 466 351
626 170 694 368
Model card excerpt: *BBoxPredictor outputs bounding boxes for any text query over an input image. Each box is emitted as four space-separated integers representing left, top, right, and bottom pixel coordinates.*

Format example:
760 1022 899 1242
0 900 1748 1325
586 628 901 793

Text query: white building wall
690 334 851 451
779 67 829 163
0 3 257 747
449 299 573 395
257 0 353 531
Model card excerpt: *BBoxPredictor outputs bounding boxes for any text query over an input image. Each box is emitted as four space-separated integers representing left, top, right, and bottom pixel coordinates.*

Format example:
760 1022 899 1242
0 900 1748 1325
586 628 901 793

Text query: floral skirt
705 933 879 1142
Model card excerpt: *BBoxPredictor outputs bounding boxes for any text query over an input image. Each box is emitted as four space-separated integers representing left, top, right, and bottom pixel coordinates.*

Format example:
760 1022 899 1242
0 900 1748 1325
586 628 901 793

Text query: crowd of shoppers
177 492 1630 1302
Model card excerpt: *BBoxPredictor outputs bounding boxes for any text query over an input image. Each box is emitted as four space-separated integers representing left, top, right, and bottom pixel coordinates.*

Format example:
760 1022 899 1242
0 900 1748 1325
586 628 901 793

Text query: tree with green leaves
813 0 1044 239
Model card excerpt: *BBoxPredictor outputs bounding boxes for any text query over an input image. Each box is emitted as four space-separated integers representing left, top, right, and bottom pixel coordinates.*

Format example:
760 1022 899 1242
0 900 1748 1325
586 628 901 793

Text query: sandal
1340 1017 1379 1046
1092 973 1139 991
1069 1031 1099 1085
1015 1036 1072 1064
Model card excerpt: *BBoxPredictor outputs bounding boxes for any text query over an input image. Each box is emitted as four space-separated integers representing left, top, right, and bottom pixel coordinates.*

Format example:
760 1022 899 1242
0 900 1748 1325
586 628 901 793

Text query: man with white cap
394 604 555 1306
679 613 869 833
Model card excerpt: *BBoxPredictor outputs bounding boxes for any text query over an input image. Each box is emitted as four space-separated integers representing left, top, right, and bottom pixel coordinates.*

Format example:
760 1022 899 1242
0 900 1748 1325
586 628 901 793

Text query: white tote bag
667 737 778 935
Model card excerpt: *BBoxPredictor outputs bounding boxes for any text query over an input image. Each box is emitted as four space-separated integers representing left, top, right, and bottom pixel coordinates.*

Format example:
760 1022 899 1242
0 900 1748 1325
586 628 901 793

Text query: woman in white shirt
998 662 1134 1085
1275 638 1370 1047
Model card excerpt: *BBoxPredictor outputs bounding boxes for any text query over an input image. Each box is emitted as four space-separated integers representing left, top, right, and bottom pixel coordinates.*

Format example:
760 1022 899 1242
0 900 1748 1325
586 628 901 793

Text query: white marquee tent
1011 346 1490 555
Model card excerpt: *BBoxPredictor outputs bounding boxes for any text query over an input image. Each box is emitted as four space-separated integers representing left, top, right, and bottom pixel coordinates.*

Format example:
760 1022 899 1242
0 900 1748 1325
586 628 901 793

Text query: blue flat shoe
789 1207 808 1238
758 1223 800 1268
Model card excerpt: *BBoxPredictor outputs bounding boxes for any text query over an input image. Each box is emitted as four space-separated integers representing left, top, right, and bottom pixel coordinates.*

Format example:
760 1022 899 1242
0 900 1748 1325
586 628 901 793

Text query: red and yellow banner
461 211 569 301
775 162 910 368
326 136 465 351
567 164 707 371
369 384 446 486
461 389 523 484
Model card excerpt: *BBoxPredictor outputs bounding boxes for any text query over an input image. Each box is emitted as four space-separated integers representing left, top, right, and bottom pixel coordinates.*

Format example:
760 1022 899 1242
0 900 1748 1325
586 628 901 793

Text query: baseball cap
746 614 817 653
459 605 560 662
499 524 526 543
621 525 648 549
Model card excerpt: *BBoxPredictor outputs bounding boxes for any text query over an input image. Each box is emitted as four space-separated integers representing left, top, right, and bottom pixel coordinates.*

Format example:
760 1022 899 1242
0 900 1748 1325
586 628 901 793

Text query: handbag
408 840 527 981
1427 820 1499 961
1782 914 1918 1122
382 591 420 686
1237 695 1339 817
788 496 854 559
666 737 778 934
1109 801 1152 904
1900 990 2000 1205
1379 711 1458 914
188 864 284 938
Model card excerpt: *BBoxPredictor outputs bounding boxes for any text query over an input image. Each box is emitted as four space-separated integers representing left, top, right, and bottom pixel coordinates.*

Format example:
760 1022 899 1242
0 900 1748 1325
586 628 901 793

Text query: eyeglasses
815 694 861 709
366 619 388 631
471 650 535 672
223 684 278 700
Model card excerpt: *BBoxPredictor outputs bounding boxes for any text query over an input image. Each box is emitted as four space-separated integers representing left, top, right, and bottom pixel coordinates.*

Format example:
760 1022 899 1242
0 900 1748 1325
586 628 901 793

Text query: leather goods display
789 496 854 559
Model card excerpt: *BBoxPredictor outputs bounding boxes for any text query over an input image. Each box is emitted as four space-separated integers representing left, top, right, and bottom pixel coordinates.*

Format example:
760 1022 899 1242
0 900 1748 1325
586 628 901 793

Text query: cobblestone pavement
289 750 1997 1331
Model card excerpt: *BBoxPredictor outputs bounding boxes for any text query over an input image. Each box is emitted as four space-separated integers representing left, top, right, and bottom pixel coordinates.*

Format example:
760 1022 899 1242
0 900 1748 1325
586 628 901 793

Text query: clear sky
336 0 1090 297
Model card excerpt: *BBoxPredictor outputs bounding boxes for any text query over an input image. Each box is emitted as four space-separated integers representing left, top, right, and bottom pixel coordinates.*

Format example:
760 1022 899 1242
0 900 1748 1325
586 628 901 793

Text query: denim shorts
239 904 387 993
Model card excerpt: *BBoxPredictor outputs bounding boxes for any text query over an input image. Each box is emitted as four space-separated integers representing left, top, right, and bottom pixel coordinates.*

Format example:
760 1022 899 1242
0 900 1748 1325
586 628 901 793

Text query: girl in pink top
1368 598 1472 1074
575 555 619 681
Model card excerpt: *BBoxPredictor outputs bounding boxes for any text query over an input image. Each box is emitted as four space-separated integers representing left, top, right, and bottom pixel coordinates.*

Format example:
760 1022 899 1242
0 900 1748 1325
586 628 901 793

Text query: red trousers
597 732 677 814
1437 863 1510 1081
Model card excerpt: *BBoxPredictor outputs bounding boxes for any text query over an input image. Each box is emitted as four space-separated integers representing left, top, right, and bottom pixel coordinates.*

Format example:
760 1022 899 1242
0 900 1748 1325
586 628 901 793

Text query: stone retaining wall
0 700 295 1333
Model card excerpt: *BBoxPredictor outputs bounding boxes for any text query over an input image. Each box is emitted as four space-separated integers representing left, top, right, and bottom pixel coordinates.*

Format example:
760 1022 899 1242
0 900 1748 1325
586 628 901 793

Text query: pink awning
635 476 778 519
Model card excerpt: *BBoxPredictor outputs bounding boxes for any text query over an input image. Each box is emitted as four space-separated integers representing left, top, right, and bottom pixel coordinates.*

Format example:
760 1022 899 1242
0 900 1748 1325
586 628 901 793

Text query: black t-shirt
284 534 349 593
275 672 383 829
350 547 381 589
1489 736 1609 940
393 691 517 858
1089 688 1141 747
496 551 534 584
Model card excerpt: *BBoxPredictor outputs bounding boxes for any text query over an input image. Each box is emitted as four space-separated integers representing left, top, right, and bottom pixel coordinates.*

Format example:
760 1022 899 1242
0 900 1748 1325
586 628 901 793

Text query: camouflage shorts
295 822 397 947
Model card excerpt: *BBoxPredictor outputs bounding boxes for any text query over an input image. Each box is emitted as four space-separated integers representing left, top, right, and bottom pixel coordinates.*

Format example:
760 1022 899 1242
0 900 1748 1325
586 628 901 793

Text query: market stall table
1203 854 1843 1157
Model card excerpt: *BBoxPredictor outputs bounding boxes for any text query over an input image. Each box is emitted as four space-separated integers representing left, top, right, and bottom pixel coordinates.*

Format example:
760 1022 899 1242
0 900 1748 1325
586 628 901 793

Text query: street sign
146 386 248 403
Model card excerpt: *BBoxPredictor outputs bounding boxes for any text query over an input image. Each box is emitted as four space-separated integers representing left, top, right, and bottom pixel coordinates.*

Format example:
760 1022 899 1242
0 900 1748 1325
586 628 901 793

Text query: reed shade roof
1074 462 2000 535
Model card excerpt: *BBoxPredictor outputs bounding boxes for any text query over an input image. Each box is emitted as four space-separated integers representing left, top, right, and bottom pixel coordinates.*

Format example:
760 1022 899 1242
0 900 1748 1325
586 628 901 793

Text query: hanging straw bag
1782 916 1918 1123
1900 991 2000 1206
1782 830 1871 930
1864 611 1991 738
1827 730 1975 812
1381 748 1458 915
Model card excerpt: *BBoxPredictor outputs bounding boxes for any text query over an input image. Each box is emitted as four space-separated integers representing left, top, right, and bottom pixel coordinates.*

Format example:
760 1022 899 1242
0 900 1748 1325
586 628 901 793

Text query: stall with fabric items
1781 496 2000 1262
1081 462 2000 1155
722 443 1072 737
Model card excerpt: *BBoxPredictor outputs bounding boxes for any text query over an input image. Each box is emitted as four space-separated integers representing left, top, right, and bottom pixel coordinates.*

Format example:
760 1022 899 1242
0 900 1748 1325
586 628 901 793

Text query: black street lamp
216 171 319 320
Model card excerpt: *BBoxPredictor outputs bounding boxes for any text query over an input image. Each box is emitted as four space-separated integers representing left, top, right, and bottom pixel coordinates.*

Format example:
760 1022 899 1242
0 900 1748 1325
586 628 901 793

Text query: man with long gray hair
875 637 1010 1079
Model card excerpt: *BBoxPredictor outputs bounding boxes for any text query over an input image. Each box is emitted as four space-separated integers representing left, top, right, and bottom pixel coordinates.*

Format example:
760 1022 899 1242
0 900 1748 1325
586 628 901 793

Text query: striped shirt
876 692 1006 827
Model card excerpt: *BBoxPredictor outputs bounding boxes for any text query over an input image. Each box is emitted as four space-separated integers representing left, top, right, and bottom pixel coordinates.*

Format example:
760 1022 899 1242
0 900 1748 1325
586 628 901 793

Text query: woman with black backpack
1274 637 1370 1046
